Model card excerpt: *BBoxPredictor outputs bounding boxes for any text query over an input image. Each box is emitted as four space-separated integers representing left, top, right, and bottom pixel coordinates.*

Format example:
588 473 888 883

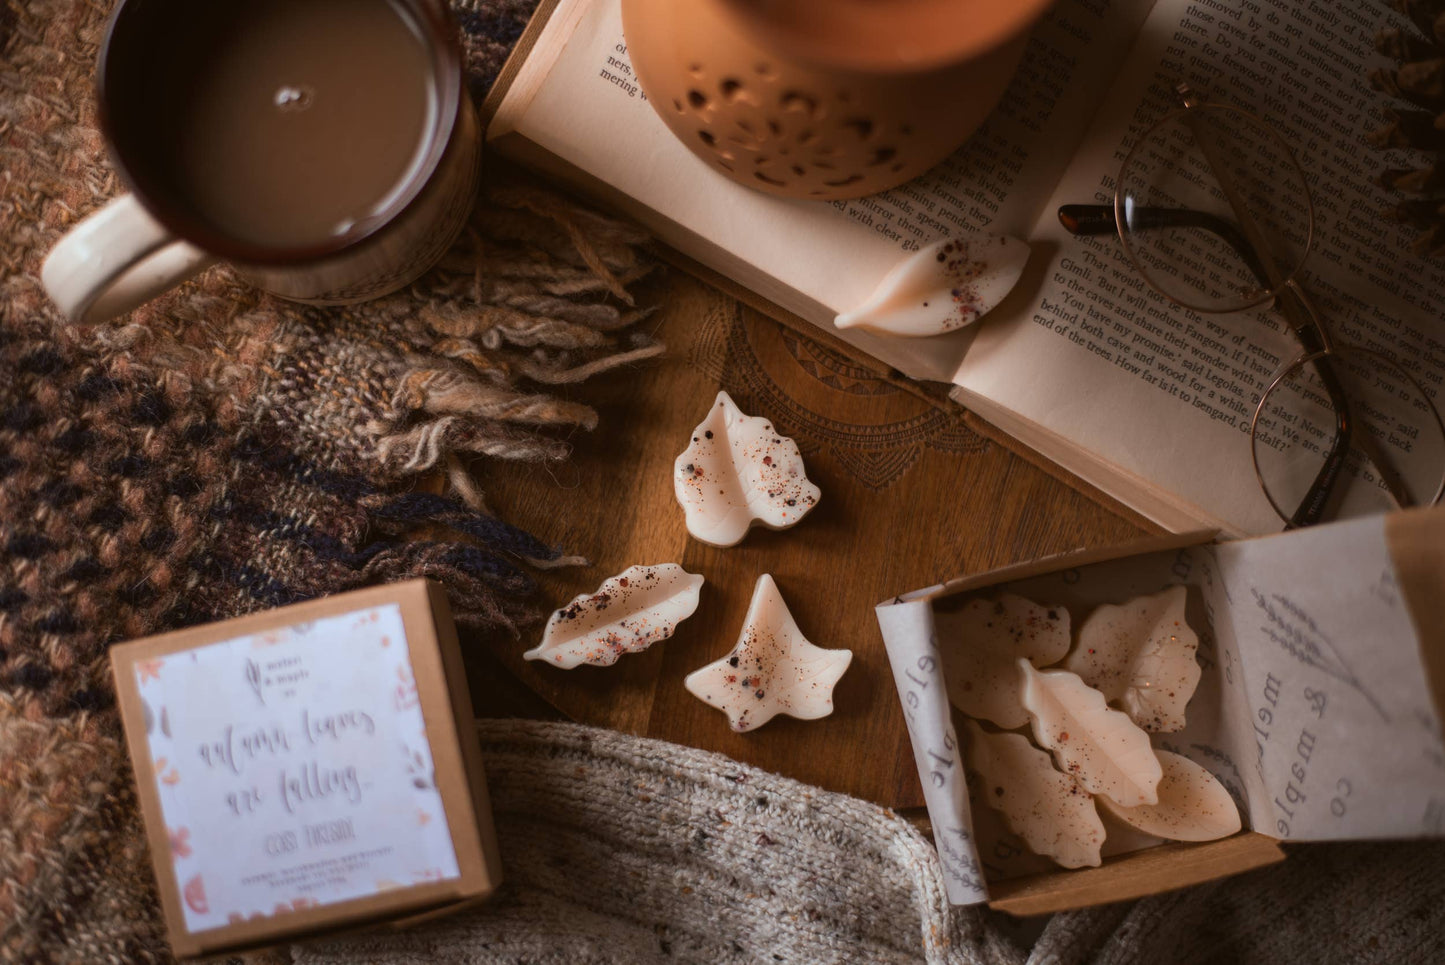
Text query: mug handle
41 194 216 323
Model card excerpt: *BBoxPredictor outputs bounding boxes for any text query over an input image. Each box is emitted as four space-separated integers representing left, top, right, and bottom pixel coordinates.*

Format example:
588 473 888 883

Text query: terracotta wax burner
621 0 1056 200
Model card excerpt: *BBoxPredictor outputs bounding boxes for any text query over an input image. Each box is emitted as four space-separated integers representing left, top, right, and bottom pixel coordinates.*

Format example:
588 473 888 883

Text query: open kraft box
876 506 1445 917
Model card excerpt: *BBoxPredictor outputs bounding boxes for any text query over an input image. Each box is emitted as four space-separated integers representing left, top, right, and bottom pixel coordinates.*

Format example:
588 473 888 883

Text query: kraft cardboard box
877 508 1445 916
111 580 502 958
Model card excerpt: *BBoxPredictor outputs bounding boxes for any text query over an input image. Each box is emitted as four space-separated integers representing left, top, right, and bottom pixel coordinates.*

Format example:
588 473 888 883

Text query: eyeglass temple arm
1279 286 1414 520
1056 203 1354 526
1058 204 1256 264
1060 205 1272 310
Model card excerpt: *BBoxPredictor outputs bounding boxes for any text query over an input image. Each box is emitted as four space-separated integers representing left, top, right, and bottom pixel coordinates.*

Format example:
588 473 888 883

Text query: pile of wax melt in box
522 390 847 733
944 587 1239 869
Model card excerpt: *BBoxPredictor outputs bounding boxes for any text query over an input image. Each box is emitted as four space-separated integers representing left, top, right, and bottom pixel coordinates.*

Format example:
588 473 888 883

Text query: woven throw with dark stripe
0 1 669 961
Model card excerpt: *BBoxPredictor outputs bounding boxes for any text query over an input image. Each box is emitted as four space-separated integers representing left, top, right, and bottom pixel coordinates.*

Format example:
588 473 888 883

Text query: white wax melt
523 564 703 669
1018 660 1162 808
1097 750 1241 842
939 593 1071 729
834 234 1029 337
964 719 1105 869
684 574 851 732
1062 585 1200 733
673 391 820 547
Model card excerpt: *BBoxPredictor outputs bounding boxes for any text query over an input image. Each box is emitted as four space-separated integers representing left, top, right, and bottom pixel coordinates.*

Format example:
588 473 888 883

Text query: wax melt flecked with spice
524 563 703 669
834 234 1029 337
673 391 820 548
685 574 851 732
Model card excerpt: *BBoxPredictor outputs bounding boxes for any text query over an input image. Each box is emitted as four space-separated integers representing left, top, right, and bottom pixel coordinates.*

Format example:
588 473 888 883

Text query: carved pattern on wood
688 304 985 491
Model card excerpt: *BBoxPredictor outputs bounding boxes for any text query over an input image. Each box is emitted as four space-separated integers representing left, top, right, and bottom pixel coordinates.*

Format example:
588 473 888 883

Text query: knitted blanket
294 720 1445 965
1 0 666 960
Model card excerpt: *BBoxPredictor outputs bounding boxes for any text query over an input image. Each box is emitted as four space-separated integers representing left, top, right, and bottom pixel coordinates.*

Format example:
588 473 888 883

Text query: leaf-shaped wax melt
684 574 851 732
964 719 1105 869
1097 750 1242 842
965 779 1059 879
673 391 820 548
939 594 1071 729
1062 585 1201 733
1098 807 1167 858
834 234 1029 337
523 564 703 669
1018 660 1162 808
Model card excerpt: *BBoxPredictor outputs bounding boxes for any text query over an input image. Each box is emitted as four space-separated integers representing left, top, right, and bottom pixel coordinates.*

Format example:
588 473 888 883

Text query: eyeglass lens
1115 105 1311 314
1251 348 1445 522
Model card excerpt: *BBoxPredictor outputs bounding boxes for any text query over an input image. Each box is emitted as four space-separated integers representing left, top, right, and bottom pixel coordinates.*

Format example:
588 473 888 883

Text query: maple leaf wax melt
938 593 1071 729
111 580 501 959
673 391 820 548
685 574 851 732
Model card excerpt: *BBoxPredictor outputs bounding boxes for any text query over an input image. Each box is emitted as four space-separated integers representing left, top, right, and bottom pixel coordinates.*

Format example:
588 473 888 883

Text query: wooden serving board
467 272 1147 808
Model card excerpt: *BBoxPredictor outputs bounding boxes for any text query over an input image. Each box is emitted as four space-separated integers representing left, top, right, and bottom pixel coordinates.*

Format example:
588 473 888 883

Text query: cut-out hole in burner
688 89 708 109
698 129 717 146
779 90 818 116
823 174 864 187
755 171 787 186
868 147 897 166
843 118 874 140
720 78 744 99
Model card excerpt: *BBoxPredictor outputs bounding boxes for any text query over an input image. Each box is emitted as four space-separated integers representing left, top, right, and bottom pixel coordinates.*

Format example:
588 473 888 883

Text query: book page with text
493 0 1153 382
956 0 1445 534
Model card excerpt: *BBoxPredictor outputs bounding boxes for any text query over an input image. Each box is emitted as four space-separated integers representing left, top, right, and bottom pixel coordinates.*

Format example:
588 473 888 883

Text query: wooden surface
461 270 1150 808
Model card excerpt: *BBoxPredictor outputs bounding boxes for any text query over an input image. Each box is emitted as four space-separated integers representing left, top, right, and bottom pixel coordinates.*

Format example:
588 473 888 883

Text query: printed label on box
132 603 461 933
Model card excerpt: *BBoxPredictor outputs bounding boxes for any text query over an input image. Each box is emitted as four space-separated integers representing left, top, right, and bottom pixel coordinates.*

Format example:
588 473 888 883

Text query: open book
485 0 1445 536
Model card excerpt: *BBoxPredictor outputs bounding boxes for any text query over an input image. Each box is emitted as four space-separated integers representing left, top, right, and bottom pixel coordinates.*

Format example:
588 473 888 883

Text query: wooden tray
467 273 1147 808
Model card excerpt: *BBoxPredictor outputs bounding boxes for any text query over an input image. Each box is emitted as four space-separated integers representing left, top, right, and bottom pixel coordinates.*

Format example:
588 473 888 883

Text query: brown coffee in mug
43 0 479 323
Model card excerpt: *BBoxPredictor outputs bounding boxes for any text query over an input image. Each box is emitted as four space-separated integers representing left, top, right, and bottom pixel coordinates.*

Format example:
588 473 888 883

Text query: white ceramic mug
43 0 480 324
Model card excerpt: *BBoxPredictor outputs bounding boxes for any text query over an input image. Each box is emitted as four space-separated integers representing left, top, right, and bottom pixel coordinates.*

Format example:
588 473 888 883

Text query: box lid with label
110 579 501 958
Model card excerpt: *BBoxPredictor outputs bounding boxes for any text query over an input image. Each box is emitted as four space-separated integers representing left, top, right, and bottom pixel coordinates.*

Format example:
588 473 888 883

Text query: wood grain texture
463 270 1149 807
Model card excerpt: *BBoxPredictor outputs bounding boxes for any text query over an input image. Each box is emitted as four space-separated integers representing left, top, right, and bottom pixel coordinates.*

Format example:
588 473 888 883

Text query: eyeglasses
1059 84 1444 528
